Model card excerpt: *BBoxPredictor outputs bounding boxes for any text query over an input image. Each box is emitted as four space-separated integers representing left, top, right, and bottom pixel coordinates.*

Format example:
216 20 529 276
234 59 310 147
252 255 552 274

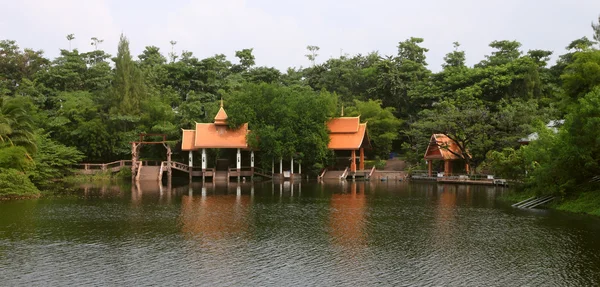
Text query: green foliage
0 97 36 154
29 132 84 186
227 83 336 173
112 34 146 115
0 168 40 198
345 99 402 158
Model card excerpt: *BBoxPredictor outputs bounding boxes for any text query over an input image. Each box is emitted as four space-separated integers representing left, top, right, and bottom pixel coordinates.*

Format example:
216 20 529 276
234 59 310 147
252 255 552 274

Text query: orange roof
181 129 196 151
327 117 360 133
328 122 369 150
214 106 228 125
424 134 467 160
193 122 249 149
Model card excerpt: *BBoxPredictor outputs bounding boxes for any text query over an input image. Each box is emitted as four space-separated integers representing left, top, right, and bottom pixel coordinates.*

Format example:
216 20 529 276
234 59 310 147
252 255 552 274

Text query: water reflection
3 181 598 286
328 182 367 248
179 183 252 241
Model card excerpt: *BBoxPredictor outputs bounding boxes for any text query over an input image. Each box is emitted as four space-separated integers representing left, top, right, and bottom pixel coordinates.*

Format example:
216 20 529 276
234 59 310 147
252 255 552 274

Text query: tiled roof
327 117 360 133
424 134 466 160
181 129 196 151
193 122 249 149
214 106 228 125
328 118 369 150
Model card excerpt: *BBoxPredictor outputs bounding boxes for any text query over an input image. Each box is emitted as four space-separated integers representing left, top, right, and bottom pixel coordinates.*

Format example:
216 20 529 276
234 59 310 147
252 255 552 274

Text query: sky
1 0 600 71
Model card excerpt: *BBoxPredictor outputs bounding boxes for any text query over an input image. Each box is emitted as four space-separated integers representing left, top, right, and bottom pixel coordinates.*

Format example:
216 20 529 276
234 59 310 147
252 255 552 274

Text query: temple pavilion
181 100 255 181
423 134 469 177
326 115 371 174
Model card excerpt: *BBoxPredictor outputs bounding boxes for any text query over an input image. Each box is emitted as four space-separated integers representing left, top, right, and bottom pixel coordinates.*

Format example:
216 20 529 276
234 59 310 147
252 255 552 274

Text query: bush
0 168 40 198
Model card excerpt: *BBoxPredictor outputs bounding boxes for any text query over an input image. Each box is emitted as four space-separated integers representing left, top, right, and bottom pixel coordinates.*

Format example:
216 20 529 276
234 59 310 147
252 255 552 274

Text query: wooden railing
369 166 376 178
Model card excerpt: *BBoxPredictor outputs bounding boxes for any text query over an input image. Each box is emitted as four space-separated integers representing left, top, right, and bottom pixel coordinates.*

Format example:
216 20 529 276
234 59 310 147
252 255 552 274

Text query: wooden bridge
76 160 272 183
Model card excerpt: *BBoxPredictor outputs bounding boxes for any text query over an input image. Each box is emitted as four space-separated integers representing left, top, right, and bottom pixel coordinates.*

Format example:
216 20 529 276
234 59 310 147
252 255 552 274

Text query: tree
478 40 522 67
90 37 104 50
443 42 466 70
227 83 336 173
0 97 36 154
169 40 178 63
306 45 320 66
413 96 493 169
232 48 255 72
112 34 146 115
345 99 402 158
592 14 600 47
66 34 75 50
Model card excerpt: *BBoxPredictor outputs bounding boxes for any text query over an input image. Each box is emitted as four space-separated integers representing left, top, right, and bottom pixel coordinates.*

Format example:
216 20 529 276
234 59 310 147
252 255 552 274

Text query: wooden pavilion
181 100 254 182
327 115 371 173
423 134 469 177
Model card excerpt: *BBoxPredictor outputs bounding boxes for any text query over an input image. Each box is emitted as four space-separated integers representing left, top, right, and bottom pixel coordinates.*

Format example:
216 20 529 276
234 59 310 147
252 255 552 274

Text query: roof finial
220 97 223 108
341 104 344 117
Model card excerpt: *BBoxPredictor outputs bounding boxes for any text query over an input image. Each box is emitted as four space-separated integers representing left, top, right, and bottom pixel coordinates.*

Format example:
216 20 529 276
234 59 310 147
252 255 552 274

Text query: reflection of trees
329 182 367 248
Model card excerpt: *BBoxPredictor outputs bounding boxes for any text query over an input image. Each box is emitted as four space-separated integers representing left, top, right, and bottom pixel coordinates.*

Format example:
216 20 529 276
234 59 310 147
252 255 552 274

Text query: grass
553 191 600 216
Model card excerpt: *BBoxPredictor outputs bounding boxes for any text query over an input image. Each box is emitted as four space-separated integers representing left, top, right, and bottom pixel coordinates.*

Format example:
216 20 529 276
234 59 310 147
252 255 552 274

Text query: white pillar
280 158 283 174
201 149 206 170
236 148 241 170
299 163 301 175
251 151 255 168
291 157 294 175
189 151 193 166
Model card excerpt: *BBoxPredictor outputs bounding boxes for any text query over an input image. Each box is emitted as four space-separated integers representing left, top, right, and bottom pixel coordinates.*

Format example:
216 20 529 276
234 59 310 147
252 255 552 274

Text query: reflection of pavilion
179 189 251 240
329 182 367 247
181 100 255 182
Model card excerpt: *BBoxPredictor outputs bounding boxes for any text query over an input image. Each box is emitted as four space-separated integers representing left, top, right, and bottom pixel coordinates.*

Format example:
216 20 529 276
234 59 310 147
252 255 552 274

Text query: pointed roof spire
214 97 228 125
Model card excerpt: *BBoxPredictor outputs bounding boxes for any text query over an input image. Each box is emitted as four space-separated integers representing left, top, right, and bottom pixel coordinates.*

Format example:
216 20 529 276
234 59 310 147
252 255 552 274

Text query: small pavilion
327 115 371 173
181 100 254 181
423 134 469 177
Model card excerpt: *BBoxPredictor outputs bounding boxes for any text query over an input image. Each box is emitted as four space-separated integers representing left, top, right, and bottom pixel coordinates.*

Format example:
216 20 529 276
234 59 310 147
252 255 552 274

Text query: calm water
1 181 600 286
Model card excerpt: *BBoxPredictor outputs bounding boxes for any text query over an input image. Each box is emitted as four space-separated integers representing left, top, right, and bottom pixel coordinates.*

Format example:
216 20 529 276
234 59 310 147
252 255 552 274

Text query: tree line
1 15 600 197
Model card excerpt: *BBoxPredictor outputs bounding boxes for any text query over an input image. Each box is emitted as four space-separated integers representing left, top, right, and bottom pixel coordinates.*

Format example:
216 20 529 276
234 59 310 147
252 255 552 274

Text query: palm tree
0 97 37 154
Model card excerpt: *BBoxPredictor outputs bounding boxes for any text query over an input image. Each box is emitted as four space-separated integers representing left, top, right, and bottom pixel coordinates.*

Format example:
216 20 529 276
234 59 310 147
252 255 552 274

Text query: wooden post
465 162 470 174
444 160 451 176
359 148 365 170
428 160 433 177
164 143 172 180
251 150 255 181
351 150 357 172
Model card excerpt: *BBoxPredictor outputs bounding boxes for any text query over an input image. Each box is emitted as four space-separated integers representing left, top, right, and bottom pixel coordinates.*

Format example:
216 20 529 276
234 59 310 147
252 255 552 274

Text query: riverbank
501 189 600 217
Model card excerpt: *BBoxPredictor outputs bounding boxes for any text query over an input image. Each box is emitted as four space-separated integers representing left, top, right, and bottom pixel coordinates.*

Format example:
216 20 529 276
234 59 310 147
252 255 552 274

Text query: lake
1 181 599 286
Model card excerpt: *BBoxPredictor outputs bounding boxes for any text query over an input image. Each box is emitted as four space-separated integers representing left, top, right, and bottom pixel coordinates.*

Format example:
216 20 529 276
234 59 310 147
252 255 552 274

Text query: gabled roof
214 106 228 125
181 129 196 151
327 116 371 150
181 103 249 150
327 117 360 133
194 122 249 149
424 134 466 160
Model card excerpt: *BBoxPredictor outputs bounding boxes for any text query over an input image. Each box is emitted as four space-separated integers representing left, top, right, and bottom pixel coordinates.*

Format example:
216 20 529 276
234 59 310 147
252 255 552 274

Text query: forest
1 16 600 207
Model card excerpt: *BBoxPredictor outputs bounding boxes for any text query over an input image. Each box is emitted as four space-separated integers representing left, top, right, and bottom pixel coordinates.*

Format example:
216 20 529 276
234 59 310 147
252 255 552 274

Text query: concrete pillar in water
202 148 207 183
251 150 255 181
189 150 193 182
237 148 241 182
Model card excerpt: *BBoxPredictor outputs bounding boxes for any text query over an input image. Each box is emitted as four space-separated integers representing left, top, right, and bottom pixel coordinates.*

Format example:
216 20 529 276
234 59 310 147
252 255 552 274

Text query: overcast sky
2 0 600 71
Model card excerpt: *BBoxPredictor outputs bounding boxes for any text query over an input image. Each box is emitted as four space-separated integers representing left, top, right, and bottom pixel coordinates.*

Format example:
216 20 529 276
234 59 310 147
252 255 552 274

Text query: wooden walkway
77 160 271 181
